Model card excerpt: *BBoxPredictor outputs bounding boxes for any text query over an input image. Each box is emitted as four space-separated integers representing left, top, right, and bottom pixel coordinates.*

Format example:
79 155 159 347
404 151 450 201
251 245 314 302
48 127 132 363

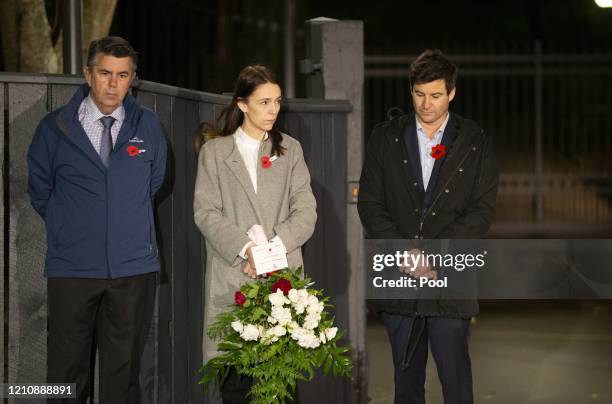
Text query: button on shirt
416 113 449 191
78 95 125 153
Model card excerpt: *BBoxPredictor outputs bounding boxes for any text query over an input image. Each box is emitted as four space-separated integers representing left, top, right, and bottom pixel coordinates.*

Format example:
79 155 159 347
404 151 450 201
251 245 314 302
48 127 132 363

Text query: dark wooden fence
1 73 352 403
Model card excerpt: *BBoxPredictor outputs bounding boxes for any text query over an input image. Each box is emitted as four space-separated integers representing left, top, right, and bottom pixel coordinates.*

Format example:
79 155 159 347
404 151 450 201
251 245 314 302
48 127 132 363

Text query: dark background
101 0 612 94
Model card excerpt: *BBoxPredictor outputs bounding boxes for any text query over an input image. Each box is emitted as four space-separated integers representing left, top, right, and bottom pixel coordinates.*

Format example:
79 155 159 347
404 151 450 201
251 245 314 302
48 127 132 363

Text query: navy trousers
380 313 473 404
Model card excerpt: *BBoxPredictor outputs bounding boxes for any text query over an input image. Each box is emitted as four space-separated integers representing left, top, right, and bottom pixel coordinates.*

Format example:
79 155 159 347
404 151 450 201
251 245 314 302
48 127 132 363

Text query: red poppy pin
431 144 446 160
127 145 140 156
261 155 272 169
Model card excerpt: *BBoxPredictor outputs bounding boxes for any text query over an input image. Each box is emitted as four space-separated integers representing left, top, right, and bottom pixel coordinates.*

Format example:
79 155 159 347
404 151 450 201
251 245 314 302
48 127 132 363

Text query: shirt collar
84 95 125 124
415 112 449 143
236 126 268 145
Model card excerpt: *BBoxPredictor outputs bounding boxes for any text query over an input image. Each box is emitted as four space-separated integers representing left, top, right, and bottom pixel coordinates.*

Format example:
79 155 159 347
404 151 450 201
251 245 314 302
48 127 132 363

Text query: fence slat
0 82 4 387
7 83 48 391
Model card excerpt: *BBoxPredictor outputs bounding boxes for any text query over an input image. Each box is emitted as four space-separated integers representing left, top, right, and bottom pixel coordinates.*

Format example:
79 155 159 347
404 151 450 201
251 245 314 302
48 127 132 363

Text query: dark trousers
380 313 473 404
47 272 156 404
220 368 254 404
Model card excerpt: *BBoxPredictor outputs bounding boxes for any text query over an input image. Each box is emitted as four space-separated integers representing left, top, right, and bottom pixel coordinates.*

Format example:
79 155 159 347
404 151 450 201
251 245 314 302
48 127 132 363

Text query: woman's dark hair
195 65 285 157
409 49 457 94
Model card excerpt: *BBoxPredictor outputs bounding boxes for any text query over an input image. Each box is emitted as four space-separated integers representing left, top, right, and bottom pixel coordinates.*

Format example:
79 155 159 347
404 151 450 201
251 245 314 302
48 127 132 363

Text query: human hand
399 248 437 280
244 246 258 278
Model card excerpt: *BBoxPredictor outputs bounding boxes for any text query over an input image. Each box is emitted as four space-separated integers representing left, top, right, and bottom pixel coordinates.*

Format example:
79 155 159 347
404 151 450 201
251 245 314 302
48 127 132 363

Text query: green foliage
199 267 352 404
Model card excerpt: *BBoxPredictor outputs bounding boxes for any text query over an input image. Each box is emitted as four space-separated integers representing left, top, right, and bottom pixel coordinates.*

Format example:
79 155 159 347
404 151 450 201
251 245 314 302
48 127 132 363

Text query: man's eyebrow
97 68 131 74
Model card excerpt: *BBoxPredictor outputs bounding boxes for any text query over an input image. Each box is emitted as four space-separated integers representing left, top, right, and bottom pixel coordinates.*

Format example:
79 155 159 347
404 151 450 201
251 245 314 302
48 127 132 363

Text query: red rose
431 144 446 160
234 291 246 306
271 279 292 295
127 145 140 156
261 155 272 169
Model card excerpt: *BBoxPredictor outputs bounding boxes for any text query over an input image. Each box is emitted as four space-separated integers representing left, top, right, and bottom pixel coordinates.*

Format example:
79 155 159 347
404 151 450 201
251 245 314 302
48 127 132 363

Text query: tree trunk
82 0 118 65
0 0 117 74
0 0 60 73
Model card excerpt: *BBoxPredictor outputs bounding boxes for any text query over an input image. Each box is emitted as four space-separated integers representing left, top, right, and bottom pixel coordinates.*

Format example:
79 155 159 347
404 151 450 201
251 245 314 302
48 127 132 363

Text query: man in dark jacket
27 37 167 404
358 50 498 404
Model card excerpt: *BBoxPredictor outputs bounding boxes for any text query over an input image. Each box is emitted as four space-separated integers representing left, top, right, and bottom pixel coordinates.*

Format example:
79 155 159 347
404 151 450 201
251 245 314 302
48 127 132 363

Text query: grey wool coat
193 132 317 361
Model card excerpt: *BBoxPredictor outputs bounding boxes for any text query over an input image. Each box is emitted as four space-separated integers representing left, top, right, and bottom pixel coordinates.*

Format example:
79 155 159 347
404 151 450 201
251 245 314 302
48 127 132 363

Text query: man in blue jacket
27 36 167 404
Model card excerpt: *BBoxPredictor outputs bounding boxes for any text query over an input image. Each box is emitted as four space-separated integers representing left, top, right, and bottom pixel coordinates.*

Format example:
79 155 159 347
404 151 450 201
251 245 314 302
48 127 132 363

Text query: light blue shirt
415 113 449 191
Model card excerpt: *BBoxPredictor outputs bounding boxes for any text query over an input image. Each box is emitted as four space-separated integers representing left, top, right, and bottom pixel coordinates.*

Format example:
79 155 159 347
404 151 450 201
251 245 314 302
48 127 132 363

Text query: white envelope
251 239 289 275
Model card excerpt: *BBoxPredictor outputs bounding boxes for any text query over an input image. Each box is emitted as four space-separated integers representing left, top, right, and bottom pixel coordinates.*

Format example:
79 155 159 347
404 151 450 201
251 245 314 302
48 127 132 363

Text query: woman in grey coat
193 65 317 403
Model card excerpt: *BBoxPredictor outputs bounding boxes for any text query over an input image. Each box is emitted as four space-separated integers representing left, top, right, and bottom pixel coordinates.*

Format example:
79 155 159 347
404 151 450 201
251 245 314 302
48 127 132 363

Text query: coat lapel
224 139 265 224
113 92 138 153
255 138 275 207
428 114 473 198
56 112 107 173
113 120 136 154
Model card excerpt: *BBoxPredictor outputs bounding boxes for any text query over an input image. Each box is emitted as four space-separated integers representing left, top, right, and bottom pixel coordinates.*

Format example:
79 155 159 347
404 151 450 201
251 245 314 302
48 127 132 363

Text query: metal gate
365 43 612 237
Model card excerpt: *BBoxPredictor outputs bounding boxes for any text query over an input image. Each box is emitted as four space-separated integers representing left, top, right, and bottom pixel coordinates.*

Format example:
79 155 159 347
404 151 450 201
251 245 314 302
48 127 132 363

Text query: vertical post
534 40 543 224
303 18 366 404
283 0 296 98
62 0 83 74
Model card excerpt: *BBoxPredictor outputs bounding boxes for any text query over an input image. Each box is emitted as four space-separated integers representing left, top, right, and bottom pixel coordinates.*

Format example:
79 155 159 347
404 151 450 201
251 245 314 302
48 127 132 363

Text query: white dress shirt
234 126 266 193
415 113 449 191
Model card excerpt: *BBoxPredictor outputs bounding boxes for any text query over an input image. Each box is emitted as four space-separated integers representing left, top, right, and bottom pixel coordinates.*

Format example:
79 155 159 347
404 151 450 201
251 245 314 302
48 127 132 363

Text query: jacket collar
224 135 265 224
56 84 140 172
427 113 479 200
391 112 470 208
424 113 459 201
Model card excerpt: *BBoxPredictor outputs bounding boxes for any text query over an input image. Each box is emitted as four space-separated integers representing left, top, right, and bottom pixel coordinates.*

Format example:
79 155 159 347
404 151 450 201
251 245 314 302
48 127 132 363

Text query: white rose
288 289 299 303
267 316 278 324
240 324 260 341
294 303 306 315
269 290 288 306
303 316 319 330
290 327 306 341
231 320 244 333
261 328 280 345
307 301 324 315
297 332 321 349
319 332 327 343
272 325 287 337
298 289 309 301
325 327 338 340
271 306 292 326
306 294 319 307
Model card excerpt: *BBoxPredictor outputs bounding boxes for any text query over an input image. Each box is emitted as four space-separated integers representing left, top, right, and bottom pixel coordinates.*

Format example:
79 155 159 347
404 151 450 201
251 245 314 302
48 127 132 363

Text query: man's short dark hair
86 36 138 71
409 49 457 94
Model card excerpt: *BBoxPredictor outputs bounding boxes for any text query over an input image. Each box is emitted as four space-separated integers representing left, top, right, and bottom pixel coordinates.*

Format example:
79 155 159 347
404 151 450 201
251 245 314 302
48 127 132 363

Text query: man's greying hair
409 49 457 94
86 36 138 71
